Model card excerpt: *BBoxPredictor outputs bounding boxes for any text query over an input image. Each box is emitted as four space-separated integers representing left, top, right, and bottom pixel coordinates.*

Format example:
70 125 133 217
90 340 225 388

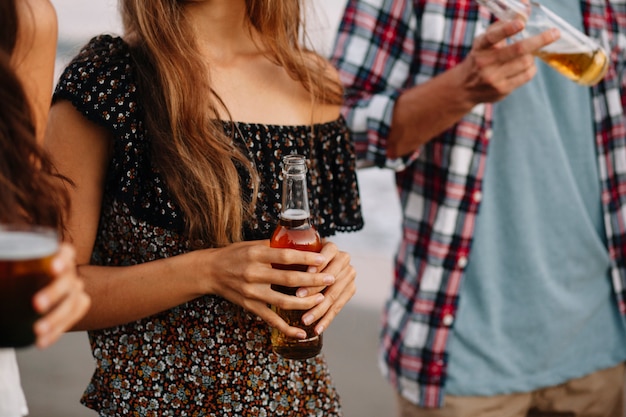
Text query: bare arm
44 101 336 338
387 19 559 158
11 0 58 143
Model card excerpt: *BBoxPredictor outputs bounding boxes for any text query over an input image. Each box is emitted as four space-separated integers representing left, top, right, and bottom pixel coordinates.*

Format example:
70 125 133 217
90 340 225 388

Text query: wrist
172 249 214 298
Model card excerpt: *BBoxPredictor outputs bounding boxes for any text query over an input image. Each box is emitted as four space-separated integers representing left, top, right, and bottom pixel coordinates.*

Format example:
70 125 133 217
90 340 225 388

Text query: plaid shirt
331 0 626 408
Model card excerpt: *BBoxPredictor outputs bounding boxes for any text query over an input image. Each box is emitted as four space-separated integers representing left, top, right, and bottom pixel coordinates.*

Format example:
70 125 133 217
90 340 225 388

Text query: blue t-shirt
446 1 626 395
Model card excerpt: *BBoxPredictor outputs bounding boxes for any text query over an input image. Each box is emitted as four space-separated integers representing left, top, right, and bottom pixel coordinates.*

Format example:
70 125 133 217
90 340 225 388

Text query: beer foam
0 231 58 260
281 209 309 220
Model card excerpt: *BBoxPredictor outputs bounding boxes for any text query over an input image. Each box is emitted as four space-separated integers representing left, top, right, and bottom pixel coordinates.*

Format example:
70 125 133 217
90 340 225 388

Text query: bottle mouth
282 154 307 176
283 154 307 166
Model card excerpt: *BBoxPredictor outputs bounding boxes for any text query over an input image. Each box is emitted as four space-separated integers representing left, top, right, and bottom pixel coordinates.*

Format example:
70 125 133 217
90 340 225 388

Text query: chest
208 59 316 126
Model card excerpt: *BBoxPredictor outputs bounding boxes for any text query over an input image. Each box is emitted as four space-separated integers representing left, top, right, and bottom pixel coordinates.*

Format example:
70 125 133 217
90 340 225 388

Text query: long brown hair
120 0 343 248
0 0 69 228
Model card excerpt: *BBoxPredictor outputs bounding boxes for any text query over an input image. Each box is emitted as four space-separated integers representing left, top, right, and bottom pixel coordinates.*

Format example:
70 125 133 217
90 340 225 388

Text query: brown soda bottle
270 154 323 360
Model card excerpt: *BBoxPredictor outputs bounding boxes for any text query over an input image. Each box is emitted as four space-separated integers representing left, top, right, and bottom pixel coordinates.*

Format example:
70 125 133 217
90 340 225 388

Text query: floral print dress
53 35 363 417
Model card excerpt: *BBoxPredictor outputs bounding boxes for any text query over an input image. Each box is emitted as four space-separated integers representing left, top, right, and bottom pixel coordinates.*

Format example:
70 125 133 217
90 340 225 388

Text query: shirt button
442 314 454 327
473 191 482 203
457 256 468 269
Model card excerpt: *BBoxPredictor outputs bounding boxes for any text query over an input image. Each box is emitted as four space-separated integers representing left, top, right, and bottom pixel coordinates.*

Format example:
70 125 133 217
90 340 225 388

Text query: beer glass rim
0 223 59 237
0 224 59 261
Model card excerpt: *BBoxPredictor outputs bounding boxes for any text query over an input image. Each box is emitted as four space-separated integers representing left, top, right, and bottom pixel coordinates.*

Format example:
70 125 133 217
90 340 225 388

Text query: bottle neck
280 156 311 220
281 174 310 219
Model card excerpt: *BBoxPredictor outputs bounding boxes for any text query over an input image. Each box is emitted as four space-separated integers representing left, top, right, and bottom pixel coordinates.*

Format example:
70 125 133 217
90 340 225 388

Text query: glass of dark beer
0 224 59 348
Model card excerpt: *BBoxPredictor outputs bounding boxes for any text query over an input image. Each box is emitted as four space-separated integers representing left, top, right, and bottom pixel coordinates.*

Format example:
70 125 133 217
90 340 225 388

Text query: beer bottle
270 154 323 360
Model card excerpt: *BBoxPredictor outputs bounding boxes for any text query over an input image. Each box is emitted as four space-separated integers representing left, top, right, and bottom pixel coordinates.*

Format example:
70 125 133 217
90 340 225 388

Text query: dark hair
0 0 18 53
0 0 69 228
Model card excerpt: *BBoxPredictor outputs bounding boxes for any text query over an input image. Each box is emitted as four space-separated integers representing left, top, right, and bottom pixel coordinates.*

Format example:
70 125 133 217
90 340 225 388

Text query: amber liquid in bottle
269 155 324 360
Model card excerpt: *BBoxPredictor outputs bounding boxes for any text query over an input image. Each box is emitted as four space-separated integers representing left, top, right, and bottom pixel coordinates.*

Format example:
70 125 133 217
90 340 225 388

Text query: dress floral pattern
54 35 363 417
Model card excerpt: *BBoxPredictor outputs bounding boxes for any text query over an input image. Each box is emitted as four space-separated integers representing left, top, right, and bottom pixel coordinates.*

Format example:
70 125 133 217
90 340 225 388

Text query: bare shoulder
12 0 58 142
302 51 342 124
303 50 342 84
12 0 58 73
14 0 58 53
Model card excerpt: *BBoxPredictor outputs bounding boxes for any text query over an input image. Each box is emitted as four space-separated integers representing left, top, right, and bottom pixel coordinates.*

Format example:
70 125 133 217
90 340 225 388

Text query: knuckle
240 285 256 300
265 315 281 329
347 282 357 299
239 296 251 310
325 290 339 304
336 251 351 264
526 65 538 79
480 72 497 87
541 31 557 44
495 84 509 97
241 265 259 282
324 241 338 252
511 42 526 56
247 245 265 260
240 297 258 313
328 304 342 319
517 67 536 85
275 249 294 265
281 272 298 287
473 56 490 72
270 297 286 309
520 55 535 69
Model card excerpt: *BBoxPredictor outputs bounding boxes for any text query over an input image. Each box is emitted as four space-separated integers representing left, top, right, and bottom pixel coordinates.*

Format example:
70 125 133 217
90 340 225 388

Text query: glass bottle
477 0 609 86
270 154 323 360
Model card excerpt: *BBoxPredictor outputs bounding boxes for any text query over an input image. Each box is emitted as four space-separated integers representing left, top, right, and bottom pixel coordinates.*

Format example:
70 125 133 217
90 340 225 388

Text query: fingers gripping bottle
270 154 323 360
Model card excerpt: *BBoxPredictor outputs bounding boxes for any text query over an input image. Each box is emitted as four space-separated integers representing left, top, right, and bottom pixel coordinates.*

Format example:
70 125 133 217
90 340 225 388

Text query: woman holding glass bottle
45 0 363 415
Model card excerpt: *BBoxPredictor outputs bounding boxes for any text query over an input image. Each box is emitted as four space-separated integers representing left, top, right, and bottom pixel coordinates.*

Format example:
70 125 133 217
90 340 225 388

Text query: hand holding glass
477 0 609 86
0 225 59 348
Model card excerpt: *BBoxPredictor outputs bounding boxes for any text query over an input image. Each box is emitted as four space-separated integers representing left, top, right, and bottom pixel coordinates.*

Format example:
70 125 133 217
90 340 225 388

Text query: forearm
387 19 560 159
73 251 205 331
72 241 342 340
387 65 475 158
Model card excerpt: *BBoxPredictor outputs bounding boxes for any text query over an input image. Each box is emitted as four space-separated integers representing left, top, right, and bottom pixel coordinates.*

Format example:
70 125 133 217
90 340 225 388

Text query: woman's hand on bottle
202 240 336 340
296 241 356 336
32 243 91 349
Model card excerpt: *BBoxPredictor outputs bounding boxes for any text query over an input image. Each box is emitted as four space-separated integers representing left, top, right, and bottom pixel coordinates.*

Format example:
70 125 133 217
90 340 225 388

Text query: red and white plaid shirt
331 0 626 408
